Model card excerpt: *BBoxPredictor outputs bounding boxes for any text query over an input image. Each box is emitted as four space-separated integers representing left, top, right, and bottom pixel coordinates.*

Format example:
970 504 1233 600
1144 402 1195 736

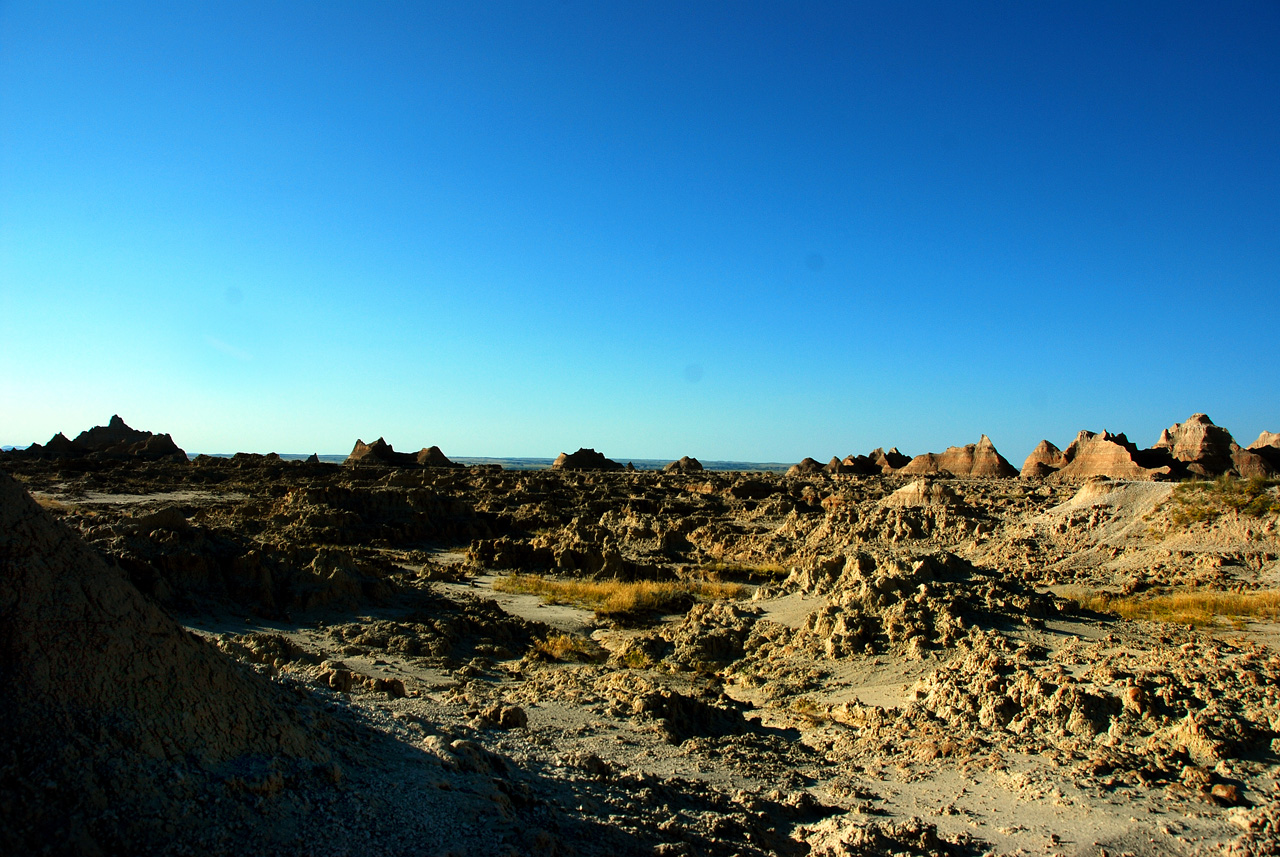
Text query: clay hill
16 415 186 461
0 469 337 852
551 447 624 471
825 448 911 475
663 456 704 472
899 435 1018 478
810 440 1015 478
344 437 460 468
1024 414 1276 482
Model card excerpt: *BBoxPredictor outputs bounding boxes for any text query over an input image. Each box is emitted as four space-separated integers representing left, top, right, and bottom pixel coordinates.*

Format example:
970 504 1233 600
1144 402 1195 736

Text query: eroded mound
0 470 341 853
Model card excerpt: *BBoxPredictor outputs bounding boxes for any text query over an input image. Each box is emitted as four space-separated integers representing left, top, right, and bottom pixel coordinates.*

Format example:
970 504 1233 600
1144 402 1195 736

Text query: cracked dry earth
7 457 1280 856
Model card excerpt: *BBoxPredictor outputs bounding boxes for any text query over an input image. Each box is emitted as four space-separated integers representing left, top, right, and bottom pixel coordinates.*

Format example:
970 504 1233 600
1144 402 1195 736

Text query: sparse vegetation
494 574 747 616
1164 475 1280 526
1064 586 1280 627
532 633 607 663
618 648 652 669
689 560 787 583
34 495 73 515
790 696 829 724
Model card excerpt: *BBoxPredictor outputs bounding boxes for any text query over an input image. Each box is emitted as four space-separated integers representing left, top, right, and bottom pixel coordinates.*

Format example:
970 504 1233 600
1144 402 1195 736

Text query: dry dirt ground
5 456 1280 856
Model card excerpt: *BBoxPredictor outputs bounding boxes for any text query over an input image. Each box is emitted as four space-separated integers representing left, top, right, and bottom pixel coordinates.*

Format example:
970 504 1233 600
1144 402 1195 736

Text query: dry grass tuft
1063 587 1280 627
691 561 788 583
532 633 607 663
34 496 72 514
494 574 746 616
1163 475 1280 526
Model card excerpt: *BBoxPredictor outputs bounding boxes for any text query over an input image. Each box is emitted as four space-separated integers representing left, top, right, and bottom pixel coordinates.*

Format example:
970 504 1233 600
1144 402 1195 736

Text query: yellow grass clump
1064 587 1280 628
34 496 73 514
1164 475 1280 526
691 561 788 583
493 574 746 616
532 633 607 663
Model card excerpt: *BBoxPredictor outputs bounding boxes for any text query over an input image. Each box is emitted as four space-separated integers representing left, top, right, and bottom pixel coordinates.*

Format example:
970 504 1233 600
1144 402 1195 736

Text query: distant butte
14 414 186 462
899 435 1018 478
1023 413 1275 482
551 448 623 471
344 438 461 468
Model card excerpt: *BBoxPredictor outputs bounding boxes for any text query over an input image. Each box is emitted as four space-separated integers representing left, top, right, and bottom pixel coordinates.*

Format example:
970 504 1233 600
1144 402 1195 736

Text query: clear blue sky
2 2 1278 462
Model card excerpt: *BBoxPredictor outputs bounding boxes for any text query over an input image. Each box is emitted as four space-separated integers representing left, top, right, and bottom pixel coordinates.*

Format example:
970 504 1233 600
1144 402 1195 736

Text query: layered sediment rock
1249 431 1280 451
663 456 704 472
551 448 623 471
18 415 186 461
1050 431 1172 482
1153 413 1240 477
346 438 459 468
787 458 824 476
346 438 417 466
880 478 958 508
899 435 1017 478
830 448 910 476
1020 440 1067 479
1026 415 1275 481
870 447 910 473
416 445 461 468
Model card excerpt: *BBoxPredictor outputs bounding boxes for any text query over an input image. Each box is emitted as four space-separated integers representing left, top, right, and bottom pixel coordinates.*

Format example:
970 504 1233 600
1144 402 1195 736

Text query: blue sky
2 2 1278 462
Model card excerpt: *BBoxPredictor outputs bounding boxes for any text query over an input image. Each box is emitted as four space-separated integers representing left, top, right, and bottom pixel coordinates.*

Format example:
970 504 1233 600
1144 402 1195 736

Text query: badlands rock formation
1019 439 1066 479
1251 431 1280 450
17 414 186 461
1025 414 1276 482
0 470 340 852
664 455 704 472
899 435 1018 478
3 409 1280 856
786 457 824 476
345 438 460 468
551 447 624 471
1153 413 1274 479
1048 430 1171 481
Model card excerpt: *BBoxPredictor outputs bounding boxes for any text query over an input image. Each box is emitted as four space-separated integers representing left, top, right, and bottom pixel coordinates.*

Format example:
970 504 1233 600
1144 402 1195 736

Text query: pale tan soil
6 458 1280 855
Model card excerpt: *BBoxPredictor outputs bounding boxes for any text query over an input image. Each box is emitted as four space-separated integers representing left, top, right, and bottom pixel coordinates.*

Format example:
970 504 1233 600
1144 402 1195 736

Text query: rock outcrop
17 415 186 461
1249 431 1280 451
829 448 911 476
0 469 336 851
663 456 703 473
1247 431 1280 473
823 456 850 475
345 439 460 468
416 445 461 468
346 438 418 466
870 447 910 473
1151 413 1239 477
1020 440 1067 479
787 457 824 476
899 435 1017 478
1049 431 1172 482
1026 415 1275 482
880 479 958 507
551 448 624 471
